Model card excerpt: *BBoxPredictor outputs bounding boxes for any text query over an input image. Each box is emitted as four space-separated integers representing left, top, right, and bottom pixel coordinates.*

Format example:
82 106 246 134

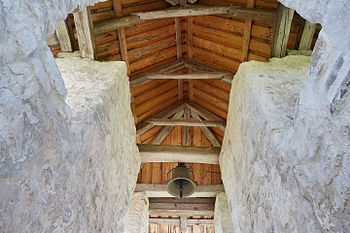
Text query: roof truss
136 100 225 146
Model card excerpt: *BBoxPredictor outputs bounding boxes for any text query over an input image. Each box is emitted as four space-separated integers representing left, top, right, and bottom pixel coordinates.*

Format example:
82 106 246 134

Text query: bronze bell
166 163 196 198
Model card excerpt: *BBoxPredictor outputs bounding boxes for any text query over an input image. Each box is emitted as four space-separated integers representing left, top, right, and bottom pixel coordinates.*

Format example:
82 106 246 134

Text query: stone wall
0 0 140 229
221 52 350 232
125 192 149 233
221 0 350 231
214 193 234 233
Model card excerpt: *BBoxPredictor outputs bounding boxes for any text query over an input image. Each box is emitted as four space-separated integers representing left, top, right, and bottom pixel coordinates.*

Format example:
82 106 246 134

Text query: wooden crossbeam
149 197 215 217
271 4 295 58
135 184 224 197
184 60 233 84
149 218 213 226
130 59 185 88
146 118 225 128
298 21 317 50
73 7 96 59
136 101 185 136
151 110 184 145
94 5 276 34
144 72 231 80
138 144 220 164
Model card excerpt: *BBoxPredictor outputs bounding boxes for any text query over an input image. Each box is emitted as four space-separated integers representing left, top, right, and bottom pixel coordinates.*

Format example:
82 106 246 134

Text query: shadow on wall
0 1 140 232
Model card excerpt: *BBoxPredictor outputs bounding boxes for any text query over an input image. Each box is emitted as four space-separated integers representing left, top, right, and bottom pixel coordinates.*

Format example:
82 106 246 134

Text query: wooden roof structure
48 0 320 232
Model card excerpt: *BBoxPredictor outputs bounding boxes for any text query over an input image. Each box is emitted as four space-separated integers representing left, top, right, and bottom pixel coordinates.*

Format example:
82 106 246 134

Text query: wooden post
180 216 188 232
175 17 183 101
55 19 74 52
182 108 191 146
271 4 294 58
73 7 96 59
113 0 130 73
241 0 255 62
299 21 317 50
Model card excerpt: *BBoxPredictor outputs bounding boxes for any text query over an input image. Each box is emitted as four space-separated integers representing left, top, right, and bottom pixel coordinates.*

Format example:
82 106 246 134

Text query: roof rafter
94 4 276 34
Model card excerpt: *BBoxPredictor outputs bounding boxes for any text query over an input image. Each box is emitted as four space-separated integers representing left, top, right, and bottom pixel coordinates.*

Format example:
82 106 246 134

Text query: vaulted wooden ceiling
48 0 320 232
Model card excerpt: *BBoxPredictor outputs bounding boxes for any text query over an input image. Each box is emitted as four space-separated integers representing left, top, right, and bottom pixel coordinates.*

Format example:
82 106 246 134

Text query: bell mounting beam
138 144 220 164
135 184 224 197
149 197 215 217
149 217 213 226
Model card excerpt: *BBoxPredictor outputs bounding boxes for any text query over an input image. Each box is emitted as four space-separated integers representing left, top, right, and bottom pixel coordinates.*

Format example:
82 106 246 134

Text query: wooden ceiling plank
73 7 96 59
136 101 185 136
151 110 184 145
94 5 276 34
138 144 220 164
149 218 213 226
298 21 317 50
271 4 295 58
135 184 224 197
191 111 221 147
146 118 225 128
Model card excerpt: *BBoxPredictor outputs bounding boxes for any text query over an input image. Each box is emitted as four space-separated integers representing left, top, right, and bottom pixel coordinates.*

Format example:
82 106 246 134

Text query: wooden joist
94 4 276 34
145 118 225 128
271 4 295 58
149 197 215 217
135 184 224 197
299 21 317 50
182 108 190 146
138 144 220 164
149 218 213 226
130 59 185 88
144 72 231 80
73 7 96 59
130 60 233 87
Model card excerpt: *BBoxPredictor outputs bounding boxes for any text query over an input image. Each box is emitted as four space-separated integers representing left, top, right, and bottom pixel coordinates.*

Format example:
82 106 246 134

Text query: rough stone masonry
0 0 140 232
221 0 350 232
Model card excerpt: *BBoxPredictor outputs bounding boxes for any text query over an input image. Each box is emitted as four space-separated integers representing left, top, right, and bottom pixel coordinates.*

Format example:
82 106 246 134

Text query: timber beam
271 3 295 58
149 218 213 226
138 144 221 164
130 60 233 87
94 4 276 35
145 118 225 129
135 184 224 197
149 197 215 217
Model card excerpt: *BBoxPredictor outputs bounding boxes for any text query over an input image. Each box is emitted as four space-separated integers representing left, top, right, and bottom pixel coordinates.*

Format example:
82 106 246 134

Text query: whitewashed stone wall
221 0 350 231
0 0 140 232
221 53 350 232
214 193 234 233
125 192 149 233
